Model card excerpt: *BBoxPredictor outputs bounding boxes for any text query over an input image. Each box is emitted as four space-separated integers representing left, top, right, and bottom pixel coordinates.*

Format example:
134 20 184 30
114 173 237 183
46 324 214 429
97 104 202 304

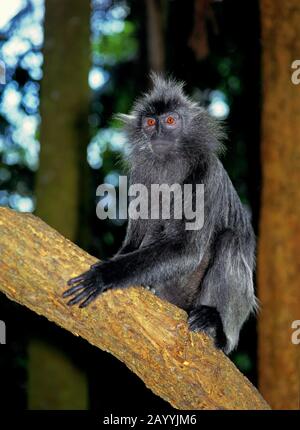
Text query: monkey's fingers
66 286 96 306
63 284 86 298
67 274 87 286
90 261 102 269
79 289 102 308
188 306 227 351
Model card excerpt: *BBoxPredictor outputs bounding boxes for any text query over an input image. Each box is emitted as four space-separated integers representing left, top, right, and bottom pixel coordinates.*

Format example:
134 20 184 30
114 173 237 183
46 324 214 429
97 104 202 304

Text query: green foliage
233 353 253 373
93 21 137 65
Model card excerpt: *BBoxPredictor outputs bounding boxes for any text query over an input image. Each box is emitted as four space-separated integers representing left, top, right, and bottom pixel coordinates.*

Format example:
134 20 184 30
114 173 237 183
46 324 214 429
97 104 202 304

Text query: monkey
63 74 257 354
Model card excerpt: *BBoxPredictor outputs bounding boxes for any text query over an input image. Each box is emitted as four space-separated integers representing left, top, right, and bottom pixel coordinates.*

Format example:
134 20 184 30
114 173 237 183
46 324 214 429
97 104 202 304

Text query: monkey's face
124 74 224 162
141 111 183 156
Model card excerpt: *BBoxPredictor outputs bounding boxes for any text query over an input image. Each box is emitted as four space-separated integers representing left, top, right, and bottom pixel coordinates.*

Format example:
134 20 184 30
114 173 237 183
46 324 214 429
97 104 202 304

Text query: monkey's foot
63 264 108 308
188 305 227 352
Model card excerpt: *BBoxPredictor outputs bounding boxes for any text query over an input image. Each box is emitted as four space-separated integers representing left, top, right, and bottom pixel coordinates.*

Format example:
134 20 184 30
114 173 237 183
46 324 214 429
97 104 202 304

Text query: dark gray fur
64 74 257 354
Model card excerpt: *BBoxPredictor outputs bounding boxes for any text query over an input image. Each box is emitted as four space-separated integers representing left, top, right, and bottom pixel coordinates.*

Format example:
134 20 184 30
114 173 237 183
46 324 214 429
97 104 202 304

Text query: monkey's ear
114 113 137 125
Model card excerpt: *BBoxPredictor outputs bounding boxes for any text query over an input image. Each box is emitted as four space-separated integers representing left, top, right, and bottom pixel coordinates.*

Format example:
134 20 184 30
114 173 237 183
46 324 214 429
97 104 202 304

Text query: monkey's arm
64 234 198 308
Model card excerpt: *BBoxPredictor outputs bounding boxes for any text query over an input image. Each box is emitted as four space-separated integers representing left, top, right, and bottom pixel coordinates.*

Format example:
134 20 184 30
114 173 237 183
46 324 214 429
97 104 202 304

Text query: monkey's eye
166 116 176 125
146 118 156 127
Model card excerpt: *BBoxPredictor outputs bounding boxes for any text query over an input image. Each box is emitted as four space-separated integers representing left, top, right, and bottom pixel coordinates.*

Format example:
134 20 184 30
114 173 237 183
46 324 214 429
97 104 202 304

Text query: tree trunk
188 0 210 61
30 0 91 409
259 0 300 410
0 207 270 410
36 0 90 240
146 0 165 72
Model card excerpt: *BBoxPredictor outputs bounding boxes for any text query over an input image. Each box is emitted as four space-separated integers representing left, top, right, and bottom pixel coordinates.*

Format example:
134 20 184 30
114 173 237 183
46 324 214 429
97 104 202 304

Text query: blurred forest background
0 0 299 411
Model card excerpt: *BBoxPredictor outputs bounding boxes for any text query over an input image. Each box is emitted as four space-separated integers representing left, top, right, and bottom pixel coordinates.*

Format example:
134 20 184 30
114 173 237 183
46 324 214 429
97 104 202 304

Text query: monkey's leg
64 238 198 308
188 229 256 354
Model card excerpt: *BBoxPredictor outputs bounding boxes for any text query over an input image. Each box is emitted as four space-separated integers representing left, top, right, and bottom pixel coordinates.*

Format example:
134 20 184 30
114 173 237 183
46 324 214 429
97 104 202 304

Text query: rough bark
0 207 269 410
32 0 91 409
259 0 300 410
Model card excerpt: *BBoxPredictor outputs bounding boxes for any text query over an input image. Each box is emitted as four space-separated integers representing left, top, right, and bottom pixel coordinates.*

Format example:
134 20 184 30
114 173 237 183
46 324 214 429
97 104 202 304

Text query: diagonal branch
0 207 269 410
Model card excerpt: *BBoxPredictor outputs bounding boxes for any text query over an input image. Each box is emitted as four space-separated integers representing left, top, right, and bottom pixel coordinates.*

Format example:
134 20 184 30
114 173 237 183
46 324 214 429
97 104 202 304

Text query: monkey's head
119 74 224 164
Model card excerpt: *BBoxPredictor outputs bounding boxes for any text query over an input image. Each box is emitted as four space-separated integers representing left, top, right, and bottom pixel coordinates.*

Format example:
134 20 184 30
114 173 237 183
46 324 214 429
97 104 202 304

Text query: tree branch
0 207 270 410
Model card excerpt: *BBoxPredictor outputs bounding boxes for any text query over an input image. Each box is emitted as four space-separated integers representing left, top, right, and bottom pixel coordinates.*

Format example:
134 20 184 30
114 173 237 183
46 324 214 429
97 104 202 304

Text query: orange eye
166 116 175 125
147 118 156 126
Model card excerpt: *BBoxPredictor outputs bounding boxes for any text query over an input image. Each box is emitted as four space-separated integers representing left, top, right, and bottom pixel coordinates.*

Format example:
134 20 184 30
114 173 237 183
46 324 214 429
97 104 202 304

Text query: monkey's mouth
151 138 175 156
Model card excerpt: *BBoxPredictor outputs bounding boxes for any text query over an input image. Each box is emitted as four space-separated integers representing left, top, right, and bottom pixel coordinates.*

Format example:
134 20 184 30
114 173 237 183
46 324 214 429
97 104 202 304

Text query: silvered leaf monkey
63 75 257 354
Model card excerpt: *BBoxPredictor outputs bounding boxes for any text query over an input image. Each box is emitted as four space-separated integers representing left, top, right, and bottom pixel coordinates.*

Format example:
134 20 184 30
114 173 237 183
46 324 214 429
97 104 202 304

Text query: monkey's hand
188 305 227 352
63 262 111 308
